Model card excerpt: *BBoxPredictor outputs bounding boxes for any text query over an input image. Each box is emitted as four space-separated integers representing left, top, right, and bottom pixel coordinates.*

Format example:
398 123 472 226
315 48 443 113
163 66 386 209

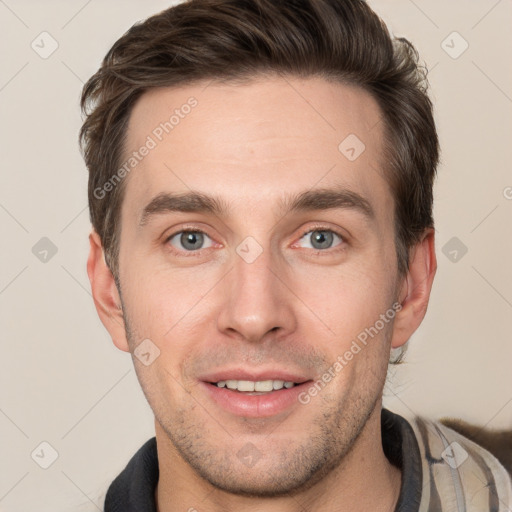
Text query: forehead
120 76 392 226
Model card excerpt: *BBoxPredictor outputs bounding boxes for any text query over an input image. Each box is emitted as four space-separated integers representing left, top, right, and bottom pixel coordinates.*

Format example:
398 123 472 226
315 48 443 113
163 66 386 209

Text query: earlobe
391 228 437 349
87 230 130 352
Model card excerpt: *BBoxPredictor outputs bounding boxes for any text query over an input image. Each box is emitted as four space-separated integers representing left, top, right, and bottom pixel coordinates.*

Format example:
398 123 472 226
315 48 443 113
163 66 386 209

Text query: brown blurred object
441 418 512 476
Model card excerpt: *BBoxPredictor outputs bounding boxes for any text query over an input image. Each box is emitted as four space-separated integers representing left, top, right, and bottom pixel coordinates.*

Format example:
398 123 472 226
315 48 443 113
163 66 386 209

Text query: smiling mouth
209 379 301 394
202 377 312 417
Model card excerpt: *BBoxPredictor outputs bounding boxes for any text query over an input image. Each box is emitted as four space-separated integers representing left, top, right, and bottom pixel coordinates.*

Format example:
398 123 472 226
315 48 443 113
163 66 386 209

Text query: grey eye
169 231 213 251
298 230 342 250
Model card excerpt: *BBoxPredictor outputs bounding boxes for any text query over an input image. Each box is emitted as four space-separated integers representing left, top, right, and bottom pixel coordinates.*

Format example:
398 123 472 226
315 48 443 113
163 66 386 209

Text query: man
80 0 512 510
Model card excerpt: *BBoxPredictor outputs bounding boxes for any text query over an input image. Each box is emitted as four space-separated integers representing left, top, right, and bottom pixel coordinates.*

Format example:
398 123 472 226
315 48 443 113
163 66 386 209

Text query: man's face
117 76 401 495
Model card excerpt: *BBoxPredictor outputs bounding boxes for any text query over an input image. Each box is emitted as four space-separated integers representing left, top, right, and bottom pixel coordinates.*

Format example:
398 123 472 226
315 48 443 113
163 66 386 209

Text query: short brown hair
80 0 439 280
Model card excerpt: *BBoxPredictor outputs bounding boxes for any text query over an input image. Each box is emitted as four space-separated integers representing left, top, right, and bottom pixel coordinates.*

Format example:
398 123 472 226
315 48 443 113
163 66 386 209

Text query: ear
391 228 437 348
87 230 130 352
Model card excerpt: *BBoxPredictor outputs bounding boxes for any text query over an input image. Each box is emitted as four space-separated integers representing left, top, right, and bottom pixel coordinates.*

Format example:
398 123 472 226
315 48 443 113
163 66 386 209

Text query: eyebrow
138 187 374 227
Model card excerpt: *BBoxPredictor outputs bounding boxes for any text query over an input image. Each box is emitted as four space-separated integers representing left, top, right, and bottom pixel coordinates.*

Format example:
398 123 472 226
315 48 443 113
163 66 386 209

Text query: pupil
311 230 332 249
181 232 203 250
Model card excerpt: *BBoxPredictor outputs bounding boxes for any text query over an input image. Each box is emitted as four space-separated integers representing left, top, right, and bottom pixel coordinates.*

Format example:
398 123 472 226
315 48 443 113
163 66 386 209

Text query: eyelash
164 225 347 257
164 228 214 258
295 225 346 253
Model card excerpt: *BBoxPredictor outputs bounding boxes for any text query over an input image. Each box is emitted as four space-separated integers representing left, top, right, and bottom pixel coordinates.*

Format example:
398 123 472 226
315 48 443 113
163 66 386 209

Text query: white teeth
273 380 284 390
237 380 255 392
254 380 273 392
215 380 296 391
226 380 238 390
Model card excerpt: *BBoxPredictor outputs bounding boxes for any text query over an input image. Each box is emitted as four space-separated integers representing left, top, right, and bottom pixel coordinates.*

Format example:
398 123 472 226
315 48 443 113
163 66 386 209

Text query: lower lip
200 381 311 418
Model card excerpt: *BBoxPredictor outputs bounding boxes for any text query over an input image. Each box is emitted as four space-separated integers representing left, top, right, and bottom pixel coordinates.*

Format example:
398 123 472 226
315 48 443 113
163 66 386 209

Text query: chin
191 458 330 498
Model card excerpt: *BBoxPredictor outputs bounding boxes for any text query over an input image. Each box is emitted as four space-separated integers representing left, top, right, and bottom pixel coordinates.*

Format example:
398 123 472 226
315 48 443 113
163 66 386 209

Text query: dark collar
104 408 422 512
105 436 159 512
382 408 423 511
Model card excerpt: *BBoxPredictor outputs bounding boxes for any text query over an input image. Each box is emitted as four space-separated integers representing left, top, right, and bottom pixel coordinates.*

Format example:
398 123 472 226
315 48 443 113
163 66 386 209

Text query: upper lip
199 368 311 384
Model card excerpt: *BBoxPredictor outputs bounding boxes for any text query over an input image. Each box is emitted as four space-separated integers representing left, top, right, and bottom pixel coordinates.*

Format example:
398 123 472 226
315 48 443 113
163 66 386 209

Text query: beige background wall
1 0 511 510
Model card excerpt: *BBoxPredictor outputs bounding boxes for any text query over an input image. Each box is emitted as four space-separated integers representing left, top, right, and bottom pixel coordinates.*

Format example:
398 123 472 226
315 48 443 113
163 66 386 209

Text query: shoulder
104 437 159 512
407 415 512 511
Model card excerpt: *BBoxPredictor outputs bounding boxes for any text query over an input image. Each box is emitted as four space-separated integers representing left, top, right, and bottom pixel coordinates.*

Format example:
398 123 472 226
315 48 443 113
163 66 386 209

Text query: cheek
121 262 224 392
291 256 397 339
122 258 216 334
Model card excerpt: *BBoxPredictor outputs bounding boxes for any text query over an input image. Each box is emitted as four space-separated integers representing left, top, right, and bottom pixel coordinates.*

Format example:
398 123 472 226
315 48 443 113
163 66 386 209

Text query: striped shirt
384 409 512 511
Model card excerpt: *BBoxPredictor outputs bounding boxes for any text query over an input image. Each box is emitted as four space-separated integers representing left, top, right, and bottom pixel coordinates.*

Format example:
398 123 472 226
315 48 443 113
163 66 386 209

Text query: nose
216 241 297 344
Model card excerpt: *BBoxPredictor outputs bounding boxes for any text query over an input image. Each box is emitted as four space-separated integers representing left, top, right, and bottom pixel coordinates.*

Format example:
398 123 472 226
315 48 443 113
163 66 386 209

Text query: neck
155 405 401 512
